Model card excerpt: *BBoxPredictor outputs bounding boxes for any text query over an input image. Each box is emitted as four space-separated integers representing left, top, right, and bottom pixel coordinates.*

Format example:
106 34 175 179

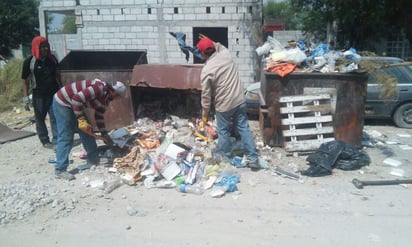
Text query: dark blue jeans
52 98 99 173
32 94 57 144
215 102 258 163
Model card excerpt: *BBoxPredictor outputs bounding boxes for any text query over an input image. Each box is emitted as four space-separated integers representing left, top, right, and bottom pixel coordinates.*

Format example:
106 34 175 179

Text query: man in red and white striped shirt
52 79 126 180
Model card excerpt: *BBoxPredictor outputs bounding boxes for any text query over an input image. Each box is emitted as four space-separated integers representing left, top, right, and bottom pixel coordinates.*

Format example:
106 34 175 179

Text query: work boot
55 171 75 180
76 163 94 171
43 142 54 149
76 160 99 170
247 159 262 171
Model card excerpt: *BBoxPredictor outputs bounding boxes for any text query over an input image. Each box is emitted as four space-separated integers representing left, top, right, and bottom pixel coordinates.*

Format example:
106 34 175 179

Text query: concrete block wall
39 0 263 86
272 30 306 47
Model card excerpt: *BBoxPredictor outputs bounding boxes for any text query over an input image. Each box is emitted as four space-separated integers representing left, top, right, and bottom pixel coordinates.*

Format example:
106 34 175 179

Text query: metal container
59 50 147 130
259 72 368 147
130 64 203 90
129 64 203 117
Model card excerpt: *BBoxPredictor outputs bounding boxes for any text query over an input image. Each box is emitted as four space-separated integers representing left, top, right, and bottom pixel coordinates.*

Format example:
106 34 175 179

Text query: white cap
110 81 126 97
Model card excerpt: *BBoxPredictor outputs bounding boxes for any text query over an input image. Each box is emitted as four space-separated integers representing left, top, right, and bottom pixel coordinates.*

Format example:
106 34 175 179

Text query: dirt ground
0 110 411 247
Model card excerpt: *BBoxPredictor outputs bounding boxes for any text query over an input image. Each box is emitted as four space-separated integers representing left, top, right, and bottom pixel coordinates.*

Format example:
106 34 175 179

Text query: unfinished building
39 0 264 86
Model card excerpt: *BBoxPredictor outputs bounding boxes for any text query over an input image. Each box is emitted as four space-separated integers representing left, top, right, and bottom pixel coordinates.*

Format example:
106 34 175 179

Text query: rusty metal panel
259 72 368 147
130 64 203 90
59 50 148 70
59 50 148 130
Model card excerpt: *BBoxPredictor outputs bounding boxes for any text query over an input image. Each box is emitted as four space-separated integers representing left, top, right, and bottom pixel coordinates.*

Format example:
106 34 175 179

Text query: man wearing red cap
21 36 61 149
196 36 261 170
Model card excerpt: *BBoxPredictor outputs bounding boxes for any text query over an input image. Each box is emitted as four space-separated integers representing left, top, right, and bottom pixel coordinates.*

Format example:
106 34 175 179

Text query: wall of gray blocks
40 0 264 86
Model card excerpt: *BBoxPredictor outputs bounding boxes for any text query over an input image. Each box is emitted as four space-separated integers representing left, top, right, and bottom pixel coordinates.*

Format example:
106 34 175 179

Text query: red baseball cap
196 38 215 53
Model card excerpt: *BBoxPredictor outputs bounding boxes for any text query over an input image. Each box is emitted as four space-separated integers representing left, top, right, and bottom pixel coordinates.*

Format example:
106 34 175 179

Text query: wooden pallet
279 93 335 153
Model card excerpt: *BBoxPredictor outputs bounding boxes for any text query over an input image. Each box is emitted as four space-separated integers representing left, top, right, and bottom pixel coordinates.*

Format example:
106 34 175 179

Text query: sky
49 13 64 31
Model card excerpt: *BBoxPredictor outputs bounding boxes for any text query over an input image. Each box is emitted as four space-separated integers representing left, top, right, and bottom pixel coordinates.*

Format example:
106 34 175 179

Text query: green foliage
49 15 76 34
0 0 39 55
0 59 24 112
289 0 411 51
264 0 302 30
61 15 77 34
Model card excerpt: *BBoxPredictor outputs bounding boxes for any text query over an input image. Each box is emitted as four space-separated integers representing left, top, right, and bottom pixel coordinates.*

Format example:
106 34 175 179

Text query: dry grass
0 59 24 112
357 58 399 102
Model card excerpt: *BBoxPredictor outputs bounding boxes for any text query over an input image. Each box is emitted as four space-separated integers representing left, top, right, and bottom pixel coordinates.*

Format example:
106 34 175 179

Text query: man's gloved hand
101 131 113 146
198 114 208 129
22 96 30 111
77 116 93 135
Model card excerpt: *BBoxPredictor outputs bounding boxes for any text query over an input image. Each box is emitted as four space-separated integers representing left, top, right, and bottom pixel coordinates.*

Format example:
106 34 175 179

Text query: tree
289 0 412 52
264 0 302 30
61 15 76 34
0 0 39 57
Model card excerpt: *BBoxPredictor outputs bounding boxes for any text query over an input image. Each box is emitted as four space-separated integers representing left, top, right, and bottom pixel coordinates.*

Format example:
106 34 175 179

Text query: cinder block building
39 0 264 86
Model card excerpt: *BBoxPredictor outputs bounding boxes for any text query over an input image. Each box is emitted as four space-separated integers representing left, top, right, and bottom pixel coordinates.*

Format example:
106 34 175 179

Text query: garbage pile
87 112 262 198
256 36 369 77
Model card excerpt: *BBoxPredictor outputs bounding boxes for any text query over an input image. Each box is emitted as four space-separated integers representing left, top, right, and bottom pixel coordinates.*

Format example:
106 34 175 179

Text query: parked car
244 82 261 116
365 63 412 128
360 56 404 65
245 57 412 128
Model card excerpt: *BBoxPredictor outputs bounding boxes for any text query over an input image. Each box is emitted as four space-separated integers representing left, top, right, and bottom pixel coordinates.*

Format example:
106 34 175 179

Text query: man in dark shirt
21 36 61 149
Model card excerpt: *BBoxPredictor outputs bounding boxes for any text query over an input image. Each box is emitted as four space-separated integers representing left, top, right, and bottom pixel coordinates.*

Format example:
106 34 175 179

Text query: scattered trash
273 166 301 180
398 145 412 150
176 184 204 195
209 186 228 198
383 158 402 167
389 168 405 177
103 176 123 193
397 133 411 138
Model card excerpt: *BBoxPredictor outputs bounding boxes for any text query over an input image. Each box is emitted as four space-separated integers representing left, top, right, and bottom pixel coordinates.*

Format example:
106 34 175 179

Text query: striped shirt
54 79 109 131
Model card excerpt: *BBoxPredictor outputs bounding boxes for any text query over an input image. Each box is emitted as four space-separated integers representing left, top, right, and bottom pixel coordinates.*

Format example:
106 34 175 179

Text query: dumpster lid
59 50 147 70
130 64 203 90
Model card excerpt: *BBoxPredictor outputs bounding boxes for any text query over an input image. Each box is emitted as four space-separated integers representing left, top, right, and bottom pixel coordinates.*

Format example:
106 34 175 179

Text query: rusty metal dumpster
259 72 368 148
59 50 147 130
129 64 203 118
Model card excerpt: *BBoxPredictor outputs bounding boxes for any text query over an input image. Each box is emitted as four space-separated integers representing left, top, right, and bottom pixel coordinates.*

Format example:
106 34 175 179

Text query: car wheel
393 102 412 128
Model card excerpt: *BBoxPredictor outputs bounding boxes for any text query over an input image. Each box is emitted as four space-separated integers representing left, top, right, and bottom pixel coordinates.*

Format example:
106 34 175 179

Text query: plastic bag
307 43 329 60
301 140 370 177
334 145 371 170
343 48 361 63
284 47 307 64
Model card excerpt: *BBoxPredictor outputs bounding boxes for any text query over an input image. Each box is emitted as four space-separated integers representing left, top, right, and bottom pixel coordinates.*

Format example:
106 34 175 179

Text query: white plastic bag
284 48 307 64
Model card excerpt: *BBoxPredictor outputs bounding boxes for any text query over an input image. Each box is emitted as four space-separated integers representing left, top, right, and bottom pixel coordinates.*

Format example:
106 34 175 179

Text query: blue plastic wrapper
296 40 306 51
231 156 245 168
215 175 240 192
343 48 361 63
307 43 329 60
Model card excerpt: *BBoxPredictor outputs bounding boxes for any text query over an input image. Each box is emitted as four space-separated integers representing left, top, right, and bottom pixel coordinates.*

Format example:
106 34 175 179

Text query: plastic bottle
156 131 174 156
176 184 204 195
103 177 123 194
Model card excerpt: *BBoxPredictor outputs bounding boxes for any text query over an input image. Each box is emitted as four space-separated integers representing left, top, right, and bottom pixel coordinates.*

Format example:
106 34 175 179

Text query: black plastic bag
301 140 370 177
334 144 371 170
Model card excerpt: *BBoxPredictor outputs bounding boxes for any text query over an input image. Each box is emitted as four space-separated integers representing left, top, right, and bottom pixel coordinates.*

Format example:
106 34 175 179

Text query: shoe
79 151 88 159
76 162 98 171
55 171 75 180
76 158 100 171
247 161 262 171
43 142 54 149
